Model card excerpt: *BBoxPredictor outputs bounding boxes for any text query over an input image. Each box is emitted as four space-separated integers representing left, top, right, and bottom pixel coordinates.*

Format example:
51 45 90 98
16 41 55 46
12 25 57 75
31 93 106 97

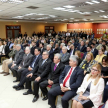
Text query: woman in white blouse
72 63 104 108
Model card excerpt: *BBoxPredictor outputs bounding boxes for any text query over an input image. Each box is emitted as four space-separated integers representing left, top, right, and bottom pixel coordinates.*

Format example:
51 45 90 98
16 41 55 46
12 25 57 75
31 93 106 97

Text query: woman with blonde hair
72 63 104 108
79 52 94 75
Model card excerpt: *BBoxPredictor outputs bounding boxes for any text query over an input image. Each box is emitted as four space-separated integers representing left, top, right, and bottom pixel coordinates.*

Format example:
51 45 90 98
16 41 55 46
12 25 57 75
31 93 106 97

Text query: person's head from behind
42 50 49 60
69 55 78 67
34 48 41 56
46 44 52 51
86 52 94 62
25 47 30 54
102 56 108 66
16 44 21 51
62 46 67 54
75 51 81 59
54 53 61 64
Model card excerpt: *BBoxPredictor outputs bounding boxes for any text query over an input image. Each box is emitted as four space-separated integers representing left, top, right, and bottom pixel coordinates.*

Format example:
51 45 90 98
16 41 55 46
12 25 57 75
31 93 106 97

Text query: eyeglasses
91 68 98 72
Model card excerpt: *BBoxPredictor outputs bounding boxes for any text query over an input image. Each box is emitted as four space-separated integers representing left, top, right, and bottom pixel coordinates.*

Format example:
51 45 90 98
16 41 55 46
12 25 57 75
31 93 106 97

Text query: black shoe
13 85 19 89
32 95 39 103
16 86 24 91
42 96 48 101
13 80 19 82
23 91 33 95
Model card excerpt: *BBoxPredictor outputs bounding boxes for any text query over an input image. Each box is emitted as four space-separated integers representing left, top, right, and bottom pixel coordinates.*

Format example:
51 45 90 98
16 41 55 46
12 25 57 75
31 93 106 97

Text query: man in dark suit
48 55 84 108
30 41 37 55
18 32 22 38
46 44 54 61
13 47 42 90
68 44 76 56
23 50 52 103
60 46 70 65
11 47 33 82
0 40 10 64
77 41 86 52
8 44 24 77
82 46 92 60
39 53 65 101
39 43 46 54
53 43 60 55
91 43 98 58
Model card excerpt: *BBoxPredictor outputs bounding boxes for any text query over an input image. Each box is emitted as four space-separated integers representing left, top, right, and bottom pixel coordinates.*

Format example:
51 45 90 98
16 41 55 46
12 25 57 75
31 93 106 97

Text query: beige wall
0 21 67 39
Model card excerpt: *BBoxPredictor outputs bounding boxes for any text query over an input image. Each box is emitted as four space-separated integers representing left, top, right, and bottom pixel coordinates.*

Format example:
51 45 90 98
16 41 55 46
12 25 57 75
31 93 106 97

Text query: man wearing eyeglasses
23 50 52 103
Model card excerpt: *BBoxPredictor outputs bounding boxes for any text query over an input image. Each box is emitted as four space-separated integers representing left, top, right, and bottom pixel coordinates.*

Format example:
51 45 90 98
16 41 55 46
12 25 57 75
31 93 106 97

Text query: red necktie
63 67 73 87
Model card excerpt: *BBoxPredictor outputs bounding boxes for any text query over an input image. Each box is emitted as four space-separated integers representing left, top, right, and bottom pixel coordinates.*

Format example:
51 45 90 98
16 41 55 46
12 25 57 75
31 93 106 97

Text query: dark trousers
39 80 59 96
48 86 76 108
18 69 31 87
103 85 108 103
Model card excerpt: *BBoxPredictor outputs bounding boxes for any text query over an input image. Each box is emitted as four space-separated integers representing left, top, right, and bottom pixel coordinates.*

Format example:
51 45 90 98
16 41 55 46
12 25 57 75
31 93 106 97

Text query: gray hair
60 43 65 47
43 50 49 55
16 44 21 47
54 53 61 60
69 55 78 65
62 46 67 50
25 47 30 50
47 44 52 48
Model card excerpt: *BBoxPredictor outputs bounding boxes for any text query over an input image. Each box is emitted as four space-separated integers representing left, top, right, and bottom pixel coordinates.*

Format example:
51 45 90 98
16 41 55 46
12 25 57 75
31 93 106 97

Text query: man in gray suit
60 46 70 65
8 44 24 77
11 47 33 82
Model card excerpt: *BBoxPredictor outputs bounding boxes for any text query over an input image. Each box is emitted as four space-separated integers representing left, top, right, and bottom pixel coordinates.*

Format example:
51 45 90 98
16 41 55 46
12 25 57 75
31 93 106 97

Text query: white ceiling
0 0 108 23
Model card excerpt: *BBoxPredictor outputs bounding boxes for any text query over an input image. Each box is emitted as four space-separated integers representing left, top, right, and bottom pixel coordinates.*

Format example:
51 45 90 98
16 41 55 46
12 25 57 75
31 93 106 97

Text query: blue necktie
31 56 37 68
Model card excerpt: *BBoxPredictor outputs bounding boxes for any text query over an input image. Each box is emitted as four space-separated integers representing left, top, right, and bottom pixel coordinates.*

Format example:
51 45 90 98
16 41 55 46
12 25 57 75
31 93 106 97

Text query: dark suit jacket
49 50 54 61
4 45 10 56
68 49 76 56
59 65 84 91
41 48 46 54
29 54 42 68
32 58 52 79
30 46 37 55
48 62 65 84
19 53 33 68
77 45 86 52
14 49 24 65
92 49 98 58
53 47 60 55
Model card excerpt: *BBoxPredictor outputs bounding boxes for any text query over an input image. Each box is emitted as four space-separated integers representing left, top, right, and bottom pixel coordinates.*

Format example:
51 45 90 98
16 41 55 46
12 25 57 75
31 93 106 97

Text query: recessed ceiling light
99 10 105 12
101 0 108 2
53 7 65 10
90 19 94 20
94 11 99 13
70 18 74 19
86 1 94 5
92 0 100 3
37 13 45 15
74 20 79 21
63 5 75 8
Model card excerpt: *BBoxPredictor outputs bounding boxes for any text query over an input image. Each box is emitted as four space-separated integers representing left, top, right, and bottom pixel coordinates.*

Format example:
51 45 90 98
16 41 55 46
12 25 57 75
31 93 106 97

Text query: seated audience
13 48 42 90
46 44 54 61
79 52 94 75
95 49 106 64
60 43 65 53
0 44 16 76
12 47 33 82
53 43 60 55
60 46 70 65
39 43 46 54
68 44 76 56
23 51 52 103
91 43 98 58
48 55 84 108
8 44 24 77
39 53 65 101
30 41 37 55
77 41 86 53
72 63 104 108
